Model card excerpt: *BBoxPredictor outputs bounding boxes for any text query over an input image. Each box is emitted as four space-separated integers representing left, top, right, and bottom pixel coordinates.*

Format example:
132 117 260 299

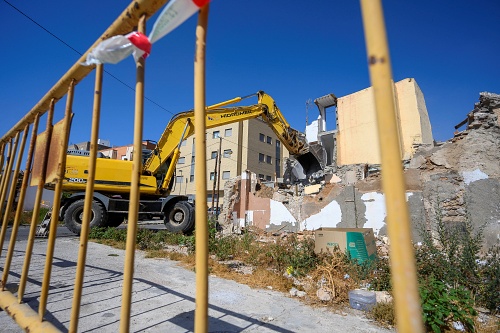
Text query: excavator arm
58 91 321 197
143 91 321 193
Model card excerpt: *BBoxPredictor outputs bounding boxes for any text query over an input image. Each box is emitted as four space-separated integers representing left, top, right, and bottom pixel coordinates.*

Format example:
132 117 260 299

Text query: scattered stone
374 291 392 303
316 287 333 302
260 316 274 322
304 184 321 195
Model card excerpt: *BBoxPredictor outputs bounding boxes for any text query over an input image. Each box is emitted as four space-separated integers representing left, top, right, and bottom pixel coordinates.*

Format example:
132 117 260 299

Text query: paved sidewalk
0 227 392 332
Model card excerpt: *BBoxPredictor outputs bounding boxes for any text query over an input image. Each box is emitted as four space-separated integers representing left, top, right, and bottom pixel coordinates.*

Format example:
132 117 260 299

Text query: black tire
106 213 125 227
164 201 195 233
64 199 107 235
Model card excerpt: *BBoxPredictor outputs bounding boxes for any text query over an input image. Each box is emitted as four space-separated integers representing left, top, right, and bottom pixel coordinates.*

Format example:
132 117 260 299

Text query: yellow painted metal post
0 144 5 189
360 1 424 332
0 134 20 257
0 142 12 204
2 123 32 287
120 15 146 333
18 101 55 302
194 4 209 333
69 64 104 333
39 80 75 320
0 139 15 221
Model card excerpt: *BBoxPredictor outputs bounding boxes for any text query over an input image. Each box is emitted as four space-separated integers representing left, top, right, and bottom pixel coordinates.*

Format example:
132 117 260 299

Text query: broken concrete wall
222 92 500 249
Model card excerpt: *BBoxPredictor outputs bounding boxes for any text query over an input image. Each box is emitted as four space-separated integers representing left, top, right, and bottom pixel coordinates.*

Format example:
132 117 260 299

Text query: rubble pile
453 91 500 141
221 92 500 248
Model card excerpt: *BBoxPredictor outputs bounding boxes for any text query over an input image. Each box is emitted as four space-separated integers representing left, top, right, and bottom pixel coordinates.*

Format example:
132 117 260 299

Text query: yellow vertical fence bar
360 0 424 332
0 144 5 190
2 122 32 287
39 80 75 320
0 134 20 257
69 64 104 333
0 140 15 222
194 4 209 333
1 129 28 261
119 15 146 333
18 101 55 302
0 142 12 209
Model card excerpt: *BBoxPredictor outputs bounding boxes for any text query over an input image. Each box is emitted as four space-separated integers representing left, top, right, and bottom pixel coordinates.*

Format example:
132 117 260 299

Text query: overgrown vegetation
86 215 499 333
5 206 50 225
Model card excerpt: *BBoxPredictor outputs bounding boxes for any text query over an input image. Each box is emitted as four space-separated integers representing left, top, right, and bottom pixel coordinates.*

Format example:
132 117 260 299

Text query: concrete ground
0 225 393 332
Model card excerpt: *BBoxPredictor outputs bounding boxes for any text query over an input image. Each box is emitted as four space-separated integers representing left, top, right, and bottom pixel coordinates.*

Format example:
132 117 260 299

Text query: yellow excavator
39 91 322 235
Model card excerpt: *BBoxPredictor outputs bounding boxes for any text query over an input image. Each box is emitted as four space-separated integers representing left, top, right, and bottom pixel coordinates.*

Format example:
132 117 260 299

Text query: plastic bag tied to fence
82 0 210 66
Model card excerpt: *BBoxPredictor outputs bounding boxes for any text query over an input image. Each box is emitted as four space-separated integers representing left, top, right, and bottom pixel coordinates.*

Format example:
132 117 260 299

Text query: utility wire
6 0 287 173
3 0 176 116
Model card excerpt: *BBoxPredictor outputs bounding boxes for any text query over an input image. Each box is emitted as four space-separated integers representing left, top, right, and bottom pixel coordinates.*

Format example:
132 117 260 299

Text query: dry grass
305 251 358 306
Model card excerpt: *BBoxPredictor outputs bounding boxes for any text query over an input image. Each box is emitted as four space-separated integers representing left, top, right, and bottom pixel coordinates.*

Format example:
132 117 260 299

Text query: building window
266 155 272 164
176 176 183 183
259 153 265 162
213 131 220 139
225 128 232 137
223 149 232 158
178 157 185 164
190 175 194 182
258 174 265 179
207 193 218 202
211 151 218 159
181 140 187 146
267 136 272 144
210 172 216 180
266 175 272 181
222 171 230 179
259 133 265 142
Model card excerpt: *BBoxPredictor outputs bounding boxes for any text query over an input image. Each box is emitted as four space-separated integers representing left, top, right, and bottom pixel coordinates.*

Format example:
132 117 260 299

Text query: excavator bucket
296 151 323 177
285 144 325 183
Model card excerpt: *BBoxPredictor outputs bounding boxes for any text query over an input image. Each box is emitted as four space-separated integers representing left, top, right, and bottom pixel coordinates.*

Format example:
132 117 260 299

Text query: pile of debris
453 92 500 141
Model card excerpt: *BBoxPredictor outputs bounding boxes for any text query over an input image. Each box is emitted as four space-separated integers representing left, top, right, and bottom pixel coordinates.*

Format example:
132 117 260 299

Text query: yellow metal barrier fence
0 0 423 332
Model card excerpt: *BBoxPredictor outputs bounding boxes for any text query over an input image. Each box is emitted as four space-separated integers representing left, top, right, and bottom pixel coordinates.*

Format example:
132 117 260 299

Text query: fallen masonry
220 92 500 249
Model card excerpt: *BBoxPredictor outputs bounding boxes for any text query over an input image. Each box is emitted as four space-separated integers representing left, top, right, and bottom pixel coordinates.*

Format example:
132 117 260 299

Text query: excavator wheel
64 199 108 235
164 201 195 233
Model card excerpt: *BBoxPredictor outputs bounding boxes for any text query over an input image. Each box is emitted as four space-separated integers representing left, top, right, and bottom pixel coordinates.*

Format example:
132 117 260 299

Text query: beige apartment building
170 117 289 207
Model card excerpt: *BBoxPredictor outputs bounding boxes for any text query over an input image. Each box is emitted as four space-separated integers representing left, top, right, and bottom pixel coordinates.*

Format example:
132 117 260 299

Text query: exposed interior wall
336 78 433 165
395 78 434 159
336 87 380 165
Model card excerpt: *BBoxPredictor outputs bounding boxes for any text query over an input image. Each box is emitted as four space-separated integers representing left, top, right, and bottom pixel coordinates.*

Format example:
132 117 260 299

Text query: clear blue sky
1 0 499 149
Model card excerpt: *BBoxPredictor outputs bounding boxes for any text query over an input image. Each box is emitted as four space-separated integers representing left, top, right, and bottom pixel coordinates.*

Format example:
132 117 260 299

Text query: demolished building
220 84 500 249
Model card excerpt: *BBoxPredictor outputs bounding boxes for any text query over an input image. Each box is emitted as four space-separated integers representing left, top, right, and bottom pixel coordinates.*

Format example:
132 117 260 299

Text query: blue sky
1 0 499 150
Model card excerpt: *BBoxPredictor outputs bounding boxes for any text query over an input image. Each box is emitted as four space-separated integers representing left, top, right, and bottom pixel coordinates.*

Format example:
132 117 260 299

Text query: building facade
170 117 289 207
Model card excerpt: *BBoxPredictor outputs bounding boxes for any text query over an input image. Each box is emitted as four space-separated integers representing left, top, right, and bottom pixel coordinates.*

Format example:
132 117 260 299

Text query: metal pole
0 140 14 221
18 101 55 302
0 144 5 191
0 134 20 257
210 152 218 214
194 4 209 333
119 15 146 333
69 63 104 333
215 137 222 218
360 1 424 332
39 80 75 320
2 123 31 287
